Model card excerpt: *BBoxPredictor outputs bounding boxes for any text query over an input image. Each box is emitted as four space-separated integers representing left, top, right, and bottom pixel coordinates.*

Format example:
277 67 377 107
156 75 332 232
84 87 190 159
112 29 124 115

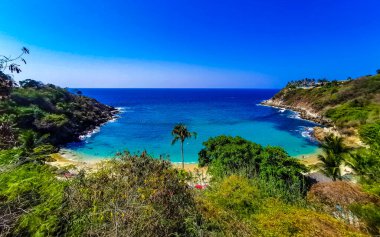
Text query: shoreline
260 99 330 126
261 99 364 147
49 150 207 173
77 107 120 141
49 148 322 172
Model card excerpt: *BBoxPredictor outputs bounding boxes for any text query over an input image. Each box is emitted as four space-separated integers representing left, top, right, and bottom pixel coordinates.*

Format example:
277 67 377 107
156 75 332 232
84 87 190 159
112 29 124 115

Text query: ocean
66 89 320 163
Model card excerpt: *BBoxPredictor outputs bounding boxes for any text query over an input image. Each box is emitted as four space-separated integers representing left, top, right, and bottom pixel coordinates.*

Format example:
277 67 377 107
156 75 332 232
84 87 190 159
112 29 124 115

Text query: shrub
0 148 22 165
0 164 65 236
307 181 379 233
359 122 380 146
198 136 308 182
350 203 380 235
197 176 366 236
62 152 201 236
204 175 259 217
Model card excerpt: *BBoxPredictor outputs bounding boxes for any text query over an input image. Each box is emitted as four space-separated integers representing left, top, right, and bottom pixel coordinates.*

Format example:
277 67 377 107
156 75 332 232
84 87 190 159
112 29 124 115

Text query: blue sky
1 0 380 88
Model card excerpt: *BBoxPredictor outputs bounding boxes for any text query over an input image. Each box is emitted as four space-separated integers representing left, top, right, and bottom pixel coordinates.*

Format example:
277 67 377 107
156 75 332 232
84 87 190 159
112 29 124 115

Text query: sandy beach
48 151 208 173
48 149 320 174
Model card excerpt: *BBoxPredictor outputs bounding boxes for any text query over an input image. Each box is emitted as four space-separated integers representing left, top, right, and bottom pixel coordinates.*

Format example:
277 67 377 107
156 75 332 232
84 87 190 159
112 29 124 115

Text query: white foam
298 126 316 141
79 127 101 140
288 111 301 120
116 106 134 113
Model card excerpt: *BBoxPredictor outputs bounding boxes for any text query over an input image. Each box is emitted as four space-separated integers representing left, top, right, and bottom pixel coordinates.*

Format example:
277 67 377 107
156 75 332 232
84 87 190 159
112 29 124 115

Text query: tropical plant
0 163 65 236
197 175 366 236
347 147 380 195
320 134 350 155
171 123 197 169
314 151 344 181
313 134 349 181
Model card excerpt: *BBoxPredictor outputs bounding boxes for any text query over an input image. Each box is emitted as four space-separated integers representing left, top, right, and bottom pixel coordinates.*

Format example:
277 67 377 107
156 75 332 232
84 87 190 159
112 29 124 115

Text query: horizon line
68 87 282 90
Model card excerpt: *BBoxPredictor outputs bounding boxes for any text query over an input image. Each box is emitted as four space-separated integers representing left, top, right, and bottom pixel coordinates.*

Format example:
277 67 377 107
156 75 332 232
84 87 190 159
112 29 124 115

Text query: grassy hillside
267 74 380 131
0 79 117 148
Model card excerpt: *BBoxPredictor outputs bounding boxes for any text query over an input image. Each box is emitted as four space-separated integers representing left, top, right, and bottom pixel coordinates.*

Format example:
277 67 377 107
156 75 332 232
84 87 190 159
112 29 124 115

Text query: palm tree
346 149 380 183
314 150 344 181
313 134 349 181
171 124 196 169
320 134 349 155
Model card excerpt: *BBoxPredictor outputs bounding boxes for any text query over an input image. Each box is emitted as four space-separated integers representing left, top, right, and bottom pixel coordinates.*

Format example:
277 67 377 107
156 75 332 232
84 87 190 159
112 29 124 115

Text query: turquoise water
66 89 320 163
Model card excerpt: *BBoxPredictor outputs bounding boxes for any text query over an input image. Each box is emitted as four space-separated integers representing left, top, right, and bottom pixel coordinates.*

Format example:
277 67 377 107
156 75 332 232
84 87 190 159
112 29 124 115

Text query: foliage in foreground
196 175 367 236
61 152 201 237
307 181 380 234
1 149 371 237
0 163 65 236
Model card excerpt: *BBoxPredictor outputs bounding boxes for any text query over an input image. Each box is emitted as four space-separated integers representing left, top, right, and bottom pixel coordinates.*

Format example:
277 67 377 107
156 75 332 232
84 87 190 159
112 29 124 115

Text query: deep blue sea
66 89 319 163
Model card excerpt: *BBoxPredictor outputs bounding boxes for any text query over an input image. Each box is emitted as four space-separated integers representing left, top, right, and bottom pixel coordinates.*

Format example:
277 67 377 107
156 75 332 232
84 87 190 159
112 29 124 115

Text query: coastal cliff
262 74 380 146
0 80 118 147
263 96 330 125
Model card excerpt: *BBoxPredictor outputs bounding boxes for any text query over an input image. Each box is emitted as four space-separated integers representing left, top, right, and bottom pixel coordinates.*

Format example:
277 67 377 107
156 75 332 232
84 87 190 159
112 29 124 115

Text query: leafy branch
0 47 30 74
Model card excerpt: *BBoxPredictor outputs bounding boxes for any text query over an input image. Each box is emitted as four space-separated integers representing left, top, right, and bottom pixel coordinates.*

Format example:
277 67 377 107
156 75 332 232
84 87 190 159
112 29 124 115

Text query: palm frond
171 136 180 145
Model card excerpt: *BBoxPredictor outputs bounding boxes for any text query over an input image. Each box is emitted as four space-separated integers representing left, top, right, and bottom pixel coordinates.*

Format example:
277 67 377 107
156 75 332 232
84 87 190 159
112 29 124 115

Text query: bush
204 175 259 217
62 152 201 236
197 176 366 236
307 181 380 233
198 136 308 182
0 164 65 236
0 148 22 165
359 122 380 146
350 203 380 235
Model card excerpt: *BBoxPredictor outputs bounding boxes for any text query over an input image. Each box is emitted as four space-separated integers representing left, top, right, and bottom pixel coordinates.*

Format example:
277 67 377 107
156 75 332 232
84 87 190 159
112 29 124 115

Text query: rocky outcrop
35 96 119 145
4 83 119 146
262 98 331 125
262 91 364 147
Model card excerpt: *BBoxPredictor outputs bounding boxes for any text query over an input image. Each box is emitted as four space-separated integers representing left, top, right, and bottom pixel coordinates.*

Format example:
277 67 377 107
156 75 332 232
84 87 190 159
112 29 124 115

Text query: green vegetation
0 80 117 147
197 175 366 236
0 52 379 236
171 123 197 169
62 152 200 236
0 163 65 236
267 72 380 235
0 47 29 98
2 149 370 236
313 134 349 181
198 135 307 182
272 73 380 130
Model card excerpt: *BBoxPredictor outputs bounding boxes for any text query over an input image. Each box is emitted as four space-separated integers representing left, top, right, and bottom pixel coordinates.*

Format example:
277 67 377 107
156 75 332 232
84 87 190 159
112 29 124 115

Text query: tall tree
171 124 196 169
